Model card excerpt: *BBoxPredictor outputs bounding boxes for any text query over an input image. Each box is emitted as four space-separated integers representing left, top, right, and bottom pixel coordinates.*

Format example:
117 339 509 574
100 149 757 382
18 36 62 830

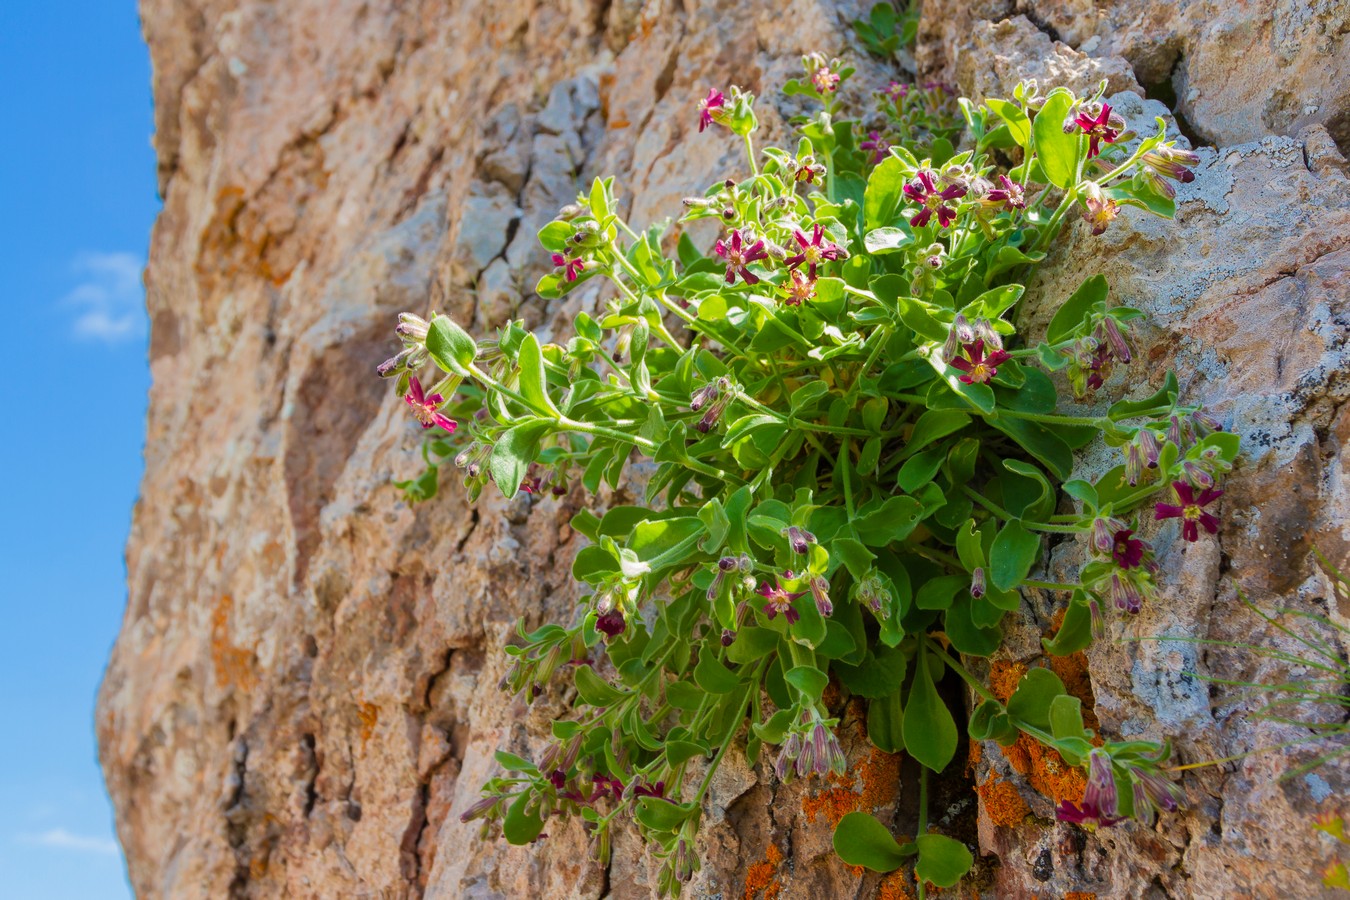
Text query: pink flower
551 253 586 282
1110 529 1147 569
757 576 805 625
860 131 890 165
985 174 1026 211
596 609 626 637
781 269 815 306
1073 102 1124 159
903 170 966 228
948 339 1010 385
404 376 457 432
714 229 769 285
1154 481 1223 542
784 224 845 279
698 88 725 133
811 67 840 94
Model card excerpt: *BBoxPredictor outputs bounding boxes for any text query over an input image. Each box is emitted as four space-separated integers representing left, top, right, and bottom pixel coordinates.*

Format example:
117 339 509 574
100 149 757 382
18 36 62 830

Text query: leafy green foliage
379 54 1232 897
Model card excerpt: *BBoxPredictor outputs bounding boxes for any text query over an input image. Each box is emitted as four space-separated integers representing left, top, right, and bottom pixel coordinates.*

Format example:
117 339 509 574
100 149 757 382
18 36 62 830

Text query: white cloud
61 251 146 343
17 828 120 855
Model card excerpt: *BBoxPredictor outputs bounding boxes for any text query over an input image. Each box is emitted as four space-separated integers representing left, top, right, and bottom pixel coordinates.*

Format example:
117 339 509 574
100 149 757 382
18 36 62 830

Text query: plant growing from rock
376 45 1235 895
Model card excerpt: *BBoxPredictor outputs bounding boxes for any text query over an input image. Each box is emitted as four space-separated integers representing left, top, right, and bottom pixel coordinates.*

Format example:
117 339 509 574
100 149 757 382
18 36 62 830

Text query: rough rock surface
100 1 1348 898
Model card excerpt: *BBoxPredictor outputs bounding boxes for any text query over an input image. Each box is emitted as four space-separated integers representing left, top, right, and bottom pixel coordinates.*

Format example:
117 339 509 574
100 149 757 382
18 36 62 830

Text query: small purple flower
784 224 846 279
720 628 736 647
1130 767 1182 824
1109 572 1143 613
757 577 805 625
1111 529 1147 570
1155 481 1223 542
948 339 1011 385
550 252 586 282
633 780 667 799
1083 750 1119 818
784 525 816 555
698 88 725 133
596 609 626 637
860 130 891 165
1072 103 1124 159
903 170 966 228
715 229 769 285
404 376 457 432
985 174 1026 211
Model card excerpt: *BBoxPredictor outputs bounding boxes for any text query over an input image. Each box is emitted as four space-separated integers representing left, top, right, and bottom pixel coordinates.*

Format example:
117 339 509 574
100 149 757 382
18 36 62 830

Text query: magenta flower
404 376 457 432
596 609 626 637
550 253 586 282
633 780 667 799
698 88 725 133
757 576 805 625
948 339 1011 385
903 170 966 228
781 269 815 306
860 130 890 165
784 224 845 279
1155 481 1223 542
985 174 1026 211
715 229 769 285
1074 103 1123 159
1111 529 1147 569
1055 796 1124 831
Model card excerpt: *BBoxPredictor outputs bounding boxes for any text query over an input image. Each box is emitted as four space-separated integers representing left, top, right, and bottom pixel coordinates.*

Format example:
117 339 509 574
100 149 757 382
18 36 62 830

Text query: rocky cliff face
100 1 1349 897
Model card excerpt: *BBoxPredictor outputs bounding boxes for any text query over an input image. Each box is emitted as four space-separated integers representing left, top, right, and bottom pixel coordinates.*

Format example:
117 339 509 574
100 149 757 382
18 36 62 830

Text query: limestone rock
101 1 1348 899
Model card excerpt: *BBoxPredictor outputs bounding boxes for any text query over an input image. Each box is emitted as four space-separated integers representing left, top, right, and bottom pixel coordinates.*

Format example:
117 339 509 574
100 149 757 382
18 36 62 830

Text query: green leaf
1046 274 1108 344
864 226 911 255
494 751 539 774
832 538 876 580
489 420 551 498
666 680 703 712
990 520 1040 591
785 665 829 702
694 652 740 694
1033 89 1081 190
855 495 926 546
835 645 908 699
635 797 696 833
899 410 971 460
897 446 946 493
1043 592 1094 655
1108 370 1179 421
903 643 957 771
425 315 478 377
864 156 912 230
517 332 560 416
968 699 1018 745
1007 667 1067 731
915 574 966 610
666 739 708 766
538 220 573 254
832 812 908 872
985 98 1031 148
944 595 1003 657
989 417 1074 480
1049 694 1089 741
503 794 546 845
575 665 626 707
915 834 974 888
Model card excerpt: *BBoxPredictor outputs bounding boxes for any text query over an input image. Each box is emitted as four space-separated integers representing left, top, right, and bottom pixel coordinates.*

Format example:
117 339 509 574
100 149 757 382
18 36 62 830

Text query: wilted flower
1155 481 1223 542
1081 183 1120 235
596 609 626 637
809 575 833 617
404 376 457 432
782 269 816 306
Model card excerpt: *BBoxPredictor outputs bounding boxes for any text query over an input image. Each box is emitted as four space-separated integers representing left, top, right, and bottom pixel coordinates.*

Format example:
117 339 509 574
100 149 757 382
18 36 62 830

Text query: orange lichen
743 844 784 900
357 702 379 743
801 748 902 825
1064 893 1097 900
975 772 1031 826
211 595 256 691
988 659 1026 702
879 870 915 900
1001 733 1087 804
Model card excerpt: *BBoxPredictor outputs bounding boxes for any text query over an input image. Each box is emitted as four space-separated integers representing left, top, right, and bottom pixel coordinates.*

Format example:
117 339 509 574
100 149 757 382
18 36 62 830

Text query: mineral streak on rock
101 1 1347 898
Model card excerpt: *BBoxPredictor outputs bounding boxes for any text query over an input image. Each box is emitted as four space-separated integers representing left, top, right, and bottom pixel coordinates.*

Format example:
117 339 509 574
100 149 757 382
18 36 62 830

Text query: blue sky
0 3 156 898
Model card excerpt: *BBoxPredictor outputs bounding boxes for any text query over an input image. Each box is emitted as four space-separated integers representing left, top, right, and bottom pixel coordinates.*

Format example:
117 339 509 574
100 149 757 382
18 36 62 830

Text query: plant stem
1023 579 1080 592
692 661 767 805
928 638 999 704
916 765 929 900
959 486 1084 533
744 133 759 177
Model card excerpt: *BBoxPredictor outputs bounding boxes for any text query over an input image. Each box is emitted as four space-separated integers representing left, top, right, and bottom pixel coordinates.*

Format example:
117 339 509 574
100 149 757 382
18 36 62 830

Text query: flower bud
1182 460 1214 489
970 567 986 599
1100 317 1133 363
